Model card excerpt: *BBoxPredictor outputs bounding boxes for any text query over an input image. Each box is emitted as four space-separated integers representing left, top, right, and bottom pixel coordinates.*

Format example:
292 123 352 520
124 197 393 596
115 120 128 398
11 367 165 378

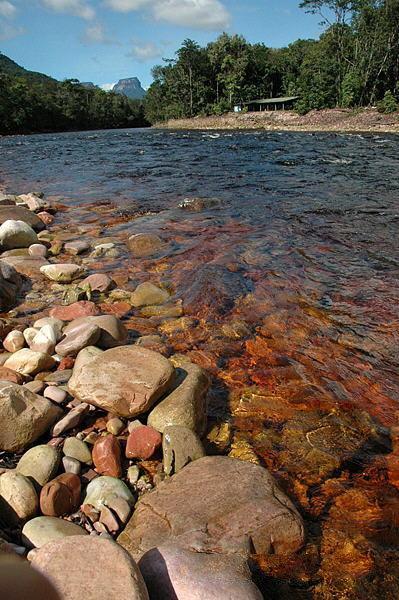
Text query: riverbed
1 128 399 598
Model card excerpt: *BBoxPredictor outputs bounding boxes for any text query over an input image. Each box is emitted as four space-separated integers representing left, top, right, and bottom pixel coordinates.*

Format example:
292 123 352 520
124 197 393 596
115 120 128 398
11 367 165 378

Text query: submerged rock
127 233 165 258
130 282 169 307
68 346 175 418
40 264 85 283
118 456 305 559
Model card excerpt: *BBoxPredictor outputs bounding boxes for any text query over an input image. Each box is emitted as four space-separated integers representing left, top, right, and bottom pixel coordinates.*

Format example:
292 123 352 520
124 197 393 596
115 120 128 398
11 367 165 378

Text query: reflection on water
1 128 399 598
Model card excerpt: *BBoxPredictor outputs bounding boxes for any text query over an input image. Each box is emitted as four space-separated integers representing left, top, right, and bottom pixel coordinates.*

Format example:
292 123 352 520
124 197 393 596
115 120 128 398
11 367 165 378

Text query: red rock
37 211 54 225
58 356 75 370
80 273 113 293
92 435 122 478
40 473 81 517
0 366 25 384
126 426 162 460
99 302 131 318
49 301 100 321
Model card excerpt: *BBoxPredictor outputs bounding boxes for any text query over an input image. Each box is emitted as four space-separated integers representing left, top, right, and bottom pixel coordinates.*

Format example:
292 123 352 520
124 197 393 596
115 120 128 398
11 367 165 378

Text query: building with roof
234 96 299 112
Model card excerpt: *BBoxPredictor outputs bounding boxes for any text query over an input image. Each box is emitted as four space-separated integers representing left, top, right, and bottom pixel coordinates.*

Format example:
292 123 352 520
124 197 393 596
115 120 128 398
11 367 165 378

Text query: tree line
0 72 148 135
145 0 399 122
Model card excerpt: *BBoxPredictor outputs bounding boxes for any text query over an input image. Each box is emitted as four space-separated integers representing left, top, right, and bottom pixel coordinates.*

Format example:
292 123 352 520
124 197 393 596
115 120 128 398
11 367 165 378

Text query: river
1 128 399 598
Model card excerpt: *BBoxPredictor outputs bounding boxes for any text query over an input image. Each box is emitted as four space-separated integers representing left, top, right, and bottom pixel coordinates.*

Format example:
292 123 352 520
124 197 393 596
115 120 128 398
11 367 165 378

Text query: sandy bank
156 107 399 134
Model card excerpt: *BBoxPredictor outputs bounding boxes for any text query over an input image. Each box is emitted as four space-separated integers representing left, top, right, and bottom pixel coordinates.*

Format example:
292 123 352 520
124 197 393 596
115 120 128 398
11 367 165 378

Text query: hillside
0 52 56 86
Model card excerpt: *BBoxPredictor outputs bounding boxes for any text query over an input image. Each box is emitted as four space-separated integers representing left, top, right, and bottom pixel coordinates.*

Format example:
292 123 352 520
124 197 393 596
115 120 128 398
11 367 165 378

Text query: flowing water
1 128 399 598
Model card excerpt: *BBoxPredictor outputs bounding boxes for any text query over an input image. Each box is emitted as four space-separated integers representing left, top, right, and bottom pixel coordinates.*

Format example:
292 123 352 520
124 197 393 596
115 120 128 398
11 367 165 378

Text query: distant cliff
113 78 145 100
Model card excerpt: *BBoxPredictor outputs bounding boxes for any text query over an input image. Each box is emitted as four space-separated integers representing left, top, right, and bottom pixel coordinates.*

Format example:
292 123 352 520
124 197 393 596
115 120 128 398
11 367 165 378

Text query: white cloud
0 21 24 40
82 22 115 44
100 82 116 91
0 1 16 18
105 0 230 30
41 0 95 20
129 41 162 62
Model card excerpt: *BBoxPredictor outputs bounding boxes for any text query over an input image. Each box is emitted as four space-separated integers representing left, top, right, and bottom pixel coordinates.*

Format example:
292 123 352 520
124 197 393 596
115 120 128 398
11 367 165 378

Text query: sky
0 0 325 90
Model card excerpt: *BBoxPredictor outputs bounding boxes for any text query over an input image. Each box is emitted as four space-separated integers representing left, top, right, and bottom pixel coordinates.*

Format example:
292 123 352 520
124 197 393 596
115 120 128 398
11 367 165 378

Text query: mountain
0 52 56 86
80 82 99 89
113 77 146 100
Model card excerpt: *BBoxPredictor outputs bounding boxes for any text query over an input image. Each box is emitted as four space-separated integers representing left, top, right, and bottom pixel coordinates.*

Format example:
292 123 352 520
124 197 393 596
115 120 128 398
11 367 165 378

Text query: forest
145 0 399 122
0 54 148 135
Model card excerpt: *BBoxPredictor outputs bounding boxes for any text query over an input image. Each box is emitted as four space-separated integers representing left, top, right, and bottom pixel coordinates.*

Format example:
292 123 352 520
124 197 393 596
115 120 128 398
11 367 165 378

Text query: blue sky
0 0 325 89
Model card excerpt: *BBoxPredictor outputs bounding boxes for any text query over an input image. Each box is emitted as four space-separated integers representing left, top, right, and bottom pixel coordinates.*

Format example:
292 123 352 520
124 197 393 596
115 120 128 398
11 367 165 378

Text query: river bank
157 107 399 133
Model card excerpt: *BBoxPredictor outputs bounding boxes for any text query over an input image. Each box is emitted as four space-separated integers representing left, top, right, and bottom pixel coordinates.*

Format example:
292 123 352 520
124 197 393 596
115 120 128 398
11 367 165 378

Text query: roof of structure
242 96 299 105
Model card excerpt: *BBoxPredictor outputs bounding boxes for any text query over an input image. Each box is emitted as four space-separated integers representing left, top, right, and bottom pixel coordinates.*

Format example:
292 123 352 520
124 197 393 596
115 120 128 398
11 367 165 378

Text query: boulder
148 357 209 435
118 456 305 559
0 220 38 250
22 516 87 548
63 315 127 348
3 330 25 353
0 260 22 311
4 348 55 376
68 346 175 418
49 301 100 321
127 233 165 258
83 476 135 511
31 536 149 600
0 206 45 231
55 321 101 357
40 264 85 283
1 255 48 278
0 365 25 384
0 559 61 600
163 425 205 476
130 282 170 307
139 543 262 600
0 471 39 524
80 273 113 292
0 384 62 452
16 445 60 488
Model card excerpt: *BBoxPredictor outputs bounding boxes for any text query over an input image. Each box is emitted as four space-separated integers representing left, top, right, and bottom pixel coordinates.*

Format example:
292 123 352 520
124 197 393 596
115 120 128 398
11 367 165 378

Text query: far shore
156 107 399 134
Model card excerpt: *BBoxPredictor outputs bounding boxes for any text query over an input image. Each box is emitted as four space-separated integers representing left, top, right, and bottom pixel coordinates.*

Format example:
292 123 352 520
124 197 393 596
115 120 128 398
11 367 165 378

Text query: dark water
1 128 399 598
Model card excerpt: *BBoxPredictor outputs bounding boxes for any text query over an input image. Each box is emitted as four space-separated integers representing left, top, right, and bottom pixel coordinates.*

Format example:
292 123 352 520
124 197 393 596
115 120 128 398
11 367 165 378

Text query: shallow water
1 128 399 598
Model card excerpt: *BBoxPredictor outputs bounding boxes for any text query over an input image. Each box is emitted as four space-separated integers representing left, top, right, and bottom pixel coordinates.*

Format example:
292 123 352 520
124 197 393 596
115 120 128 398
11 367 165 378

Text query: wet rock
17 193 50 212
0 205 45 231
2 255 49 278
0 385 62 452
49 301 99 321
43 386 67 404
37 211 54 225
31 536 149 600
90 242 118 258
40 264 85 283
92 435 122 478
63 437 92 465
28 243 48 258
69 346 175 418
126 426 162 460
64 240 90 255
148 356 209 435
0 365 25 384
118 456 305 559
4 348 55 376
130 282 170 307
140 303 183 318
55 321 100 357
80 273 114 293
3 330 25 353
0 220 38 250
83 476 135 511
64 315 127 349
40 473 81 517
16 444 60 488
139 543 262 600
163 425 205 476
127 233 165 258
22 516 88 548
0 471 39 524
182 264 251 317
178 197 223 212
0 260 22 311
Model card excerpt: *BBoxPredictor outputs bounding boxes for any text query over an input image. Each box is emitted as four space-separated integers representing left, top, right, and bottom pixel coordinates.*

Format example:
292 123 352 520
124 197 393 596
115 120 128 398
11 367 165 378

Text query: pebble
49 301 100 321
99 506 120 534
16 444 60 488
0 219 38 249
80 273 113 292
40 263 85 283
64 315 127 349
22 516 88 548
127 233 165 257
23 380 45 394
23 326 40 346
83 476 135 511
3 329 25 352
64 240 91 255
30 325 57 355
107 497 132 525
63 437 92 465
92 435 122 478
0 471 39 523
106 417 124 435
44 386 67 404
126 425 162 460
29 243 48 258
34 317 64 341
40 473 81 516
127 465 140 486
62 456 81 475
37 211 54 225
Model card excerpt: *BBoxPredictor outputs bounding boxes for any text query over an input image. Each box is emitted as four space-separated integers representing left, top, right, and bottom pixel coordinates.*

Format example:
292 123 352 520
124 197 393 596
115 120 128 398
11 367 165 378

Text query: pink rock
29 244 48 258
37 211 54 225
126 426 162 460
50 301 100 321
80 273 113 293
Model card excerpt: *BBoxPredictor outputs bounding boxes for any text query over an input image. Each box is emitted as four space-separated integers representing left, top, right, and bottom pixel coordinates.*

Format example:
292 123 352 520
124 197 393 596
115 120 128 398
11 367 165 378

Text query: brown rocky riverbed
0 162 398 599
157 107 399 133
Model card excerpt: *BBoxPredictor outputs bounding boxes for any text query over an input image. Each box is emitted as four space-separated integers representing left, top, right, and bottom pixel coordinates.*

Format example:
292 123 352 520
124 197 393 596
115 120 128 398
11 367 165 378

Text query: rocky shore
156 107 399 133
0 191 306 599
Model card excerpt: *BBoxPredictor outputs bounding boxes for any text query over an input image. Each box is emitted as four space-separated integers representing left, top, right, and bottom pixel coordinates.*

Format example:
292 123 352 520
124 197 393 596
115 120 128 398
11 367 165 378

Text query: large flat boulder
118 456 305 560
68 346 175 418
0 382 62 452
0 206 45 231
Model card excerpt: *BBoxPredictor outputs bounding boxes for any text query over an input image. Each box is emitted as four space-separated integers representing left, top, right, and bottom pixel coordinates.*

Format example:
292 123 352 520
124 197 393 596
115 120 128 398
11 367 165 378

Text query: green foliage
145 0 399 122
0 54 148 135
377 90 399 113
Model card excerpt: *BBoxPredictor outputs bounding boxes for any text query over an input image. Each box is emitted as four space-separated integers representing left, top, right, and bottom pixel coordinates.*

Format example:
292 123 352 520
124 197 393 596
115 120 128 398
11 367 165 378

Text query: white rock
0 471 39 523
4 348 55 376
84 476 135 511
3 330 25 353
23 327 39 347
40 264 85 283
0 220 38 250
34 317 64 341
22 516 88 548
